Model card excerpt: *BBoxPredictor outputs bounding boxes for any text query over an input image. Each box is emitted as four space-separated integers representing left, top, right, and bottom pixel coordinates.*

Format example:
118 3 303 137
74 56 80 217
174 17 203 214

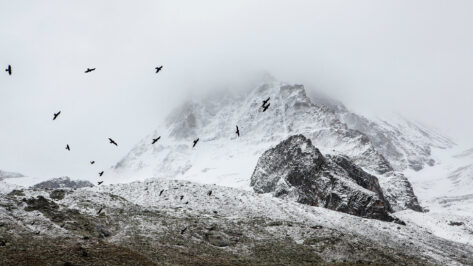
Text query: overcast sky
1 1 473 179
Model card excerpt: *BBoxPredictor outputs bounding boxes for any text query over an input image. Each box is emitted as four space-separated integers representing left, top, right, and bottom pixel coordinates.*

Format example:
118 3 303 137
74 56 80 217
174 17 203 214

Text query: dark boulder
250 135 395 222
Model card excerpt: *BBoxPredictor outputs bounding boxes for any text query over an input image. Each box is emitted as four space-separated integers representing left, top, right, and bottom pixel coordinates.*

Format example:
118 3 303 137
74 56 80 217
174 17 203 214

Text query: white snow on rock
112 80 449 212
0 180 21 194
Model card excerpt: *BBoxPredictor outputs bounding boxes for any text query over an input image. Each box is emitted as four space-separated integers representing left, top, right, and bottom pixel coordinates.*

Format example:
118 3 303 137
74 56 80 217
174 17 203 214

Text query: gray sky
1 0 473 179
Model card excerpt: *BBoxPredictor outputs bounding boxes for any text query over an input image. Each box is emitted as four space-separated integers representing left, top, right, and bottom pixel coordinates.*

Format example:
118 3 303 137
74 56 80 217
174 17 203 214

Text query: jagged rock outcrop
32 177 93 189
250 135 395 222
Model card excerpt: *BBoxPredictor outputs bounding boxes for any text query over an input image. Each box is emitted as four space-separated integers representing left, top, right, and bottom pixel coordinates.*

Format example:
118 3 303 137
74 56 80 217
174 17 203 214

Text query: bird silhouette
97 207 103 214
155 66 163 73
262 97 270 107
152 136 161 144
263 103 270 112
207 190 212 196
53 111 61 120
5 65 11 75
65 144 70 151
180 227 187 234
99 171 104 177
108 138 118 146
180 195 184 200
159 189 164 196
235 126 240 137
90 161 95 165
97 181 103 185
84 68 95 73
193 138 199 148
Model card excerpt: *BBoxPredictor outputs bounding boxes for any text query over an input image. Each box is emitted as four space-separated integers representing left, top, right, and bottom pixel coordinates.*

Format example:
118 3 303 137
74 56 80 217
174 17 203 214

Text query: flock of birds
3 64 273 186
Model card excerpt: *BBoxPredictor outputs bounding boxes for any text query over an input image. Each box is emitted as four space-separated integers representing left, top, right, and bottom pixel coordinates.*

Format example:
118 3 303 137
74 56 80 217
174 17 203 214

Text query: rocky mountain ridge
113 80 441 212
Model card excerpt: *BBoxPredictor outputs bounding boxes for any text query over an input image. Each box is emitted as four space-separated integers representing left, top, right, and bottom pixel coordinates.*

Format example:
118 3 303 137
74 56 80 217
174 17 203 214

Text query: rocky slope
112 80 439 212
250 135 395 222
32 177 94 189
307 90 455 172
1 179 472 265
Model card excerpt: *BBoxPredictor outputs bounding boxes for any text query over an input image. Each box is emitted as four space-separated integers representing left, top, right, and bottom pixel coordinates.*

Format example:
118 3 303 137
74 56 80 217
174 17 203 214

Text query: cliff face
250 135 397 222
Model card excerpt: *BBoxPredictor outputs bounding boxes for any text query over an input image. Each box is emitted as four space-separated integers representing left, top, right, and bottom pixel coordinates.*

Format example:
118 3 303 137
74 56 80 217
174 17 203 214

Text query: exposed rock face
250 135 395 222
32 177 93 189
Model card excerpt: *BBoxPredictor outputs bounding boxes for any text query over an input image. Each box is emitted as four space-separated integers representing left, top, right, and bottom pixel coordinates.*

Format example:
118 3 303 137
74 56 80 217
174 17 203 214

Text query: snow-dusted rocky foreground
1 179 472 265
2 80 473 264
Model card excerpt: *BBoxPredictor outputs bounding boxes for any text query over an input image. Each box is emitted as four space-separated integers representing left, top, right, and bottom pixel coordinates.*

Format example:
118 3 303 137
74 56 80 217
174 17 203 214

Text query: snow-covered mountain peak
112 79 453 200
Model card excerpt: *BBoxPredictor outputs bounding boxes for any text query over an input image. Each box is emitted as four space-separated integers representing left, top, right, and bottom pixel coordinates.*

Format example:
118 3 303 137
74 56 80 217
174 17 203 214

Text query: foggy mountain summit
112 79 448 211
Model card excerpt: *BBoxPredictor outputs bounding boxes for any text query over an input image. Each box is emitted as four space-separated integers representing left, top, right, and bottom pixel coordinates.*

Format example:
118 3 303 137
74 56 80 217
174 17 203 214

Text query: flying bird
65 144 70 151
155 66 163 73
108 138 118 146
235 126 240 137
159 189 164 196
99 171 104 177
84 68 95 73
193 138 199 148
53 111 61 120
90 161 95 165
97 207 103 214
180 195 184 200
97 181 103 185
263 103 270 112
152 136 161 144
5 65 11 75
262 97 270 107
180 227 187 235
207 190 212 196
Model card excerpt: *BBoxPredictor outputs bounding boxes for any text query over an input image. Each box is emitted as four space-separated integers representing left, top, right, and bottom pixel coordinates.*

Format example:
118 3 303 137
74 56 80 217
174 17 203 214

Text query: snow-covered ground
398 145 473 246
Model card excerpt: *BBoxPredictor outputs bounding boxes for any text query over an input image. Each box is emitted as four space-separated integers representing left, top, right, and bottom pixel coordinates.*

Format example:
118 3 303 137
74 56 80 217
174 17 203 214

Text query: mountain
307 91 454 172
113 80 440 211
1 179 472 264
32 176 94 189
0 169 24 181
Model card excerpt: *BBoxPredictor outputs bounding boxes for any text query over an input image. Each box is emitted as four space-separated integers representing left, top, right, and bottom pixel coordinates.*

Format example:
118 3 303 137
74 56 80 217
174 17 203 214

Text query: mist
1 0 473 179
